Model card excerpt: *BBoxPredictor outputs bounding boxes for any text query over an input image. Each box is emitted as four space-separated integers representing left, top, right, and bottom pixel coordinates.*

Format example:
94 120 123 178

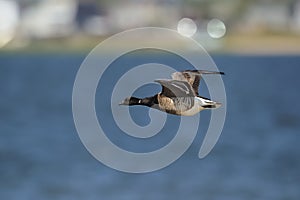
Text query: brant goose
120 70 224 116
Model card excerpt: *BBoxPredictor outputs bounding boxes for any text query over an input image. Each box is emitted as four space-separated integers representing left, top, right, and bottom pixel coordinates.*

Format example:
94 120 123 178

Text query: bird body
120 70 224 116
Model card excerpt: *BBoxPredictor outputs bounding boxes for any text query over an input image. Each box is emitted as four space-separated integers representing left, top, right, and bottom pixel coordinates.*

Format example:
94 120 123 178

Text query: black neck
129 95 158 107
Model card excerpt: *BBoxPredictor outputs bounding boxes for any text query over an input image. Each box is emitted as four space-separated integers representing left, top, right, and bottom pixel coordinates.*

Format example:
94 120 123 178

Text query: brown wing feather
155 79 195 97
171 70 224 96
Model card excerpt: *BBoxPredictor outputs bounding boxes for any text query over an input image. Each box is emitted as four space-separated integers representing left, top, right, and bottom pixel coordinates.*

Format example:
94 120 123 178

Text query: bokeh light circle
177 18 197 37
207 19 226 39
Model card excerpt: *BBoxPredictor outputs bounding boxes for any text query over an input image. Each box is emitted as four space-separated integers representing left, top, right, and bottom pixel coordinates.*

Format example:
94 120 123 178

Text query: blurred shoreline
1 34 300 55
225 34 300 55
1 0 300 55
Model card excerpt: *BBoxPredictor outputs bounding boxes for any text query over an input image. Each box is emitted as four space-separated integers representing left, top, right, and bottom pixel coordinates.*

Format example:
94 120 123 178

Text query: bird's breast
157 94 177 113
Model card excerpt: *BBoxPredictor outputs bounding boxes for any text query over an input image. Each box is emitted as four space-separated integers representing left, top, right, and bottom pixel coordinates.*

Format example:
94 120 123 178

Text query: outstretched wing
171 70 225 96
155 79 195 98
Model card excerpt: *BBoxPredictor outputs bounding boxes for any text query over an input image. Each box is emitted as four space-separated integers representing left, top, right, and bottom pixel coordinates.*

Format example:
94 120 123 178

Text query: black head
119 97 141 106
119 95 158 107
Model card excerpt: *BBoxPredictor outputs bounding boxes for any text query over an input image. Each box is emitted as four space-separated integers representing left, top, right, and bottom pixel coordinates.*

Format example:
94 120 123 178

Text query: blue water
1 53 300 200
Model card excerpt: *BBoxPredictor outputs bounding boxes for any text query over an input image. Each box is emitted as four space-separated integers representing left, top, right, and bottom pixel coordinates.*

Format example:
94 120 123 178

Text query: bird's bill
119 97 130 105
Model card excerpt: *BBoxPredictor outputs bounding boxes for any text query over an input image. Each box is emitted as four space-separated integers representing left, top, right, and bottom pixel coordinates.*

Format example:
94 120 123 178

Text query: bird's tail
199 98 222 109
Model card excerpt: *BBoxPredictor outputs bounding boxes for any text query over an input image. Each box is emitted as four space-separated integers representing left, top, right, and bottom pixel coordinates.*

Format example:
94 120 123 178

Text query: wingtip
183 70 225 75
154 79 169 83
154 79 162 83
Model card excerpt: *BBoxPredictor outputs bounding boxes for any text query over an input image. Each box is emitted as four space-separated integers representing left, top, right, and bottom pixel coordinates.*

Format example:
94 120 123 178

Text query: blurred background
1 0 300 53
1 0 300 200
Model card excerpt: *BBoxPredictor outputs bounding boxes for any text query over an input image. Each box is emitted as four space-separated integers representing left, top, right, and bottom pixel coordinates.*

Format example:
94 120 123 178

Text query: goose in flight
119 70 224 116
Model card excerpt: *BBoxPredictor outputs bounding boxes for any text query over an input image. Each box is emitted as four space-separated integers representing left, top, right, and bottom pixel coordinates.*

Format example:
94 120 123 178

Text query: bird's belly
179 97 204 116
180 105 202 116
158 96 204 116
